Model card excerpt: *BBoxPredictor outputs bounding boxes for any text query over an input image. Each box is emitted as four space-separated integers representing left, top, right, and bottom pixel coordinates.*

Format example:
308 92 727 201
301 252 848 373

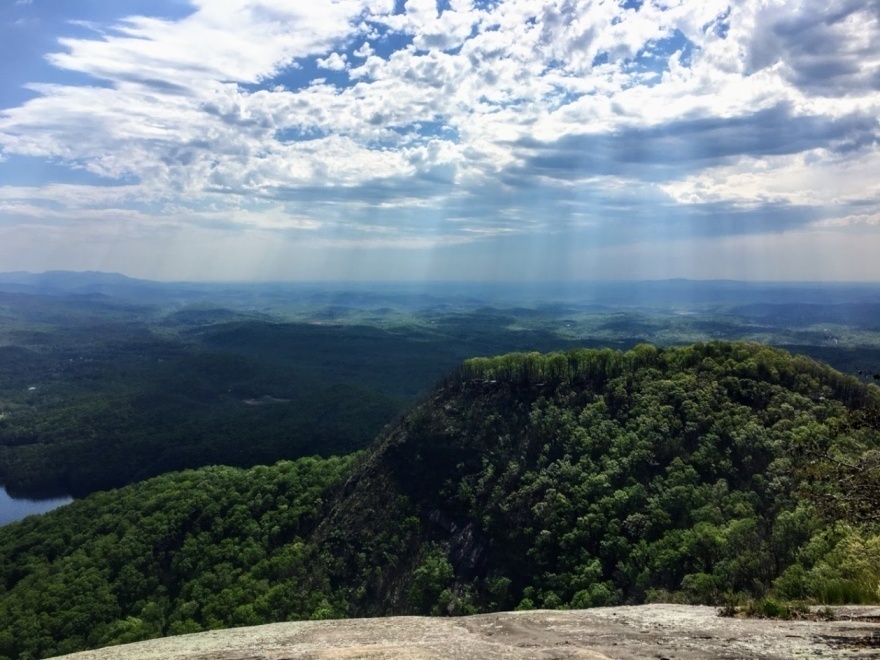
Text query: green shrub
682 573 723 604
773 564 808 601
728 598 814 620
746 597 788 619
811 579 878 605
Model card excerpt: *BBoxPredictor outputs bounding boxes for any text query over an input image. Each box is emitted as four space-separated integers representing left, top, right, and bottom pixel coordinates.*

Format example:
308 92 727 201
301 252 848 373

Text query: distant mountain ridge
4 270 880 308
0 270 143 286
0 270 164 299
0 269 642 317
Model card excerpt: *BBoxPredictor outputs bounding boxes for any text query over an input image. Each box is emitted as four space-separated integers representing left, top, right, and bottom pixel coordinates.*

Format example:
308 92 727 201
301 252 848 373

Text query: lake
0 486 72 526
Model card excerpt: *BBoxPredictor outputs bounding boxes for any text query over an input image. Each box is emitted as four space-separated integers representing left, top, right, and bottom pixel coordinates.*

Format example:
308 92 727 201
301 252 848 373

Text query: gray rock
52 605 880 659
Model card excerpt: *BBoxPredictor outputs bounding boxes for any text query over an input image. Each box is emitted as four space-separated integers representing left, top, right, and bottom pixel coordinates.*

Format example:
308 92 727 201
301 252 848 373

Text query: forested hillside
0 457 356 658
6 284 880 499
1 342 879 659
0 297 599 497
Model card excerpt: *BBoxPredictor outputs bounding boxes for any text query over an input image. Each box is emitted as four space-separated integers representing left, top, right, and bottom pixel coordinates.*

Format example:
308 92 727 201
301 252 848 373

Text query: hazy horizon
9 268 880 286
1 1 879 281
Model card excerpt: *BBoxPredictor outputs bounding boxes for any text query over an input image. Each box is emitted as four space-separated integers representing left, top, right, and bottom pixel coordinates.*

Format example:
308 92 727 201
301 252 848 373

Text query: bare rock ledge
52 604 880 659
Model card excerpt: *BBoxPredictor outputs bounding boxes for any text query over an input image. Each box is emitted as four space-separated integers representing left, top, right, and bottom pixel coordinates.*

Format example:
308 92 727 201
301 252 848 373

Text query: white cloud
316 52 348 71
662 146 880 207
352 42 374 58
0 0 879 278
812 212 880 229
46 2 388 87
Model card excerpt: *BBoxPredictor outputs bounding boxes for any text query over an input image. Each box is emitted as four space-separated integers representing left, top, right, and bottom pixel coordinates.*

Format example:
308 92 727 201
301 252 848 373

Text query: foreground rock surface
53 604 880 659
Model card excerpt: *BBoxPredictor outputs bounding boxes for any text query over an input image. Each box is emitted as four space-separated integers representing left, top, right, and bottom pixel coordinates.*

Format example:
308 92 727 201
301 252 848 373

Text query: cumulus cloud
0 0 879 278
316 52 348 71
663 146 880 208
740 0 880 95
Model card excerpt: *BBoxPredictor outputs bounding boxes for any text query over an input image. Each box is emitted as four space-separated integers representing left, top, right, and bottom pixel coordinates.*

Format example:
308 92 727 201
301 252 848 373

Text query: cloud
316 52 348 71
0 0 879 279
663 146 880 208
741 0 880 95
512 104 879 183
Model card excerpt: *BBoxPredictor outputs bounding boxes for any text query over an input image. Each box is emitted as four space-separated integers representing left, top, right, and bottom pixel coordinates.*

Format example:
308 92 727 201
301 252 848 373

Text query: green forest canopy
1 342 878 659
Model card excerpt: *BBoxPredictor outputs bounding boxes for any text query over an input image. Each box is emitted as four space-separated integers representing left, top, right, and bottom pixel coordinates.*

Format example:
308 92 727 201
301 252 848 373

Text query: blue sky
0 0 879 281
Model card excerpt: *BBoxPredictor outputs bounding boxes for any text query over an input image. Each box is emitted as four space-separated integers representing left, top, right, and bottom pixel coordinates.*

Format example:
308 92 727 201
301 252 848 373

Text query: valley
3 275 880 501
0 280 878 660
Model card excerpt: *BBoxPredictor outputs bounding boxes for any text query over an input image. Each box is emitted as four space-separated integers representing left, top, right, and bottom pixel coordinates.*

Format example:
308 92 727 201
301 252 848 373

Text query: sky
0 0 879 281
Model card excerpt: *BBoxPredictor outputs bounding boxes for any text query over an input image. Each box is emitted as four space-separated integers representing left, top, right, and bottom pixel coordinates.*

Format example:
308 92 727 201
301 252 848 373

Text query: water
0 485 72 526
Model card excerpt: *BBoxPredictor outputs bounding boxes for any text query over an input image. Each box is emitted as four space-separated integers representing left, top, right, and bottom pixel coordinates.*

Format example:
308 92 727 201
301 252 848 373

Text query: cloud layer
0 0 879 280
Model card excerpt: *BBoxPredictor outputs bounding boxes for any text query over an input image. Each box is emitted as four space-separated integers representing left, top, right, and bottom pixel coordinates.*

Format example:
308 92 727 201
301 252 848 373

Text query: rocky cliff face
53 605 880 660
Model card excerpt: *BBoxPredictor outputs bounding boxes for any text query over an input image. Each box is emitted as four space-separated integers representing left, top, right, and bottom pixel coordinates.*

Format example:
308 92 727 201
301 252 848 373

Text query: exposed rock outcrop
53 605 880 659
